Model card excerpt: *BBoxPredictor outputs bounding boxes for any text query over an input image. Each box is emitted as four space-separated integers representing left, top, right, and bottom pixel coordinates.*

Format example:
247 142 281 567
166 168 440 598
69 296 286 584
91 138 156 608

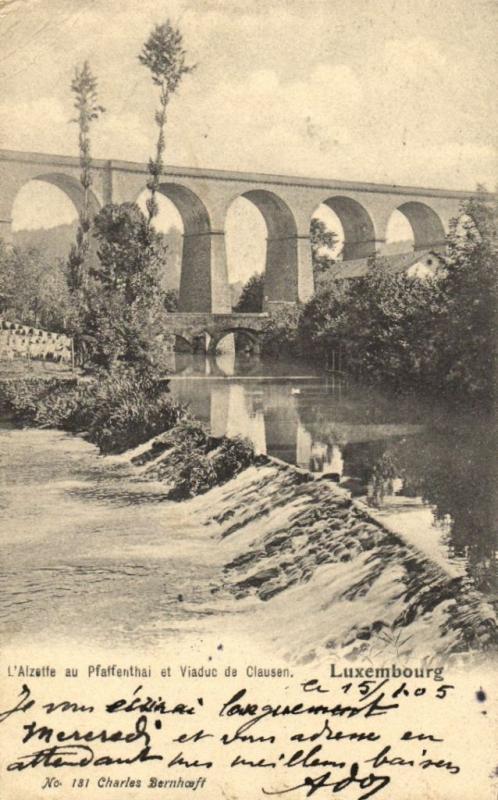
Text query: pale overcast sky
1 0 496 190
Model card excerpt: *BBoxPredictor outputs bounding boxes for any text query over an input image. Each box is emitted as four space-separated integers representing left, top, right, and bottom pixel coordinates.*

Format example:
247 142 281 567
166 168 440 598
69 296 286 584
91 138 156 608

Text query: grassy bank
1 367 255 499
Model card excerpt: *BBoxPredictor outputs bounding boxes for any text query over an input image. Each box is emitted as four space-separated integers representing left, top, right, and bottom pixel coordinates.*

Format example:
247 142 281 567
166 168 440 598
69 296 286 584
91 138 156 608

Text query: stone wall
0 318 72 363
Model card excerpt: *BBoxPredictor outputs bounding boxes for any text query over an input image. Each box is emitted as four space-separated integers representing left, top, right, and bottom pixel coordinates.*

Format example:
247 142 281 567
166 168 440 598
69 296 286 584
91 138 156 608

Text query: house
322 250 445 282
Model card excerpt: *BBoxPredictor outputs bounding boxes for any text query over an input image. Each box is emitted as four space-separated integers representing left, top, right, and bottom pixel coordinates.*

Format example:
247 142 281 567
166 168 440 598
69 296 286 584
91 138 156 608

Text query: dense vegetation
267 196 497 408
0 239 73 332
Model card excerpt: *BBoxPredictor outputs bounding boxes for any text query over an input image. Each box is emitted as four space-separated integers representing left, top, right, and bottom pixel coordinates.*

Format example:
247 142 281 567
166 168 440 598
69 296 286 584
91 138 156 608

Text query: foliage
434 195 498 404
298 279 351 360
310 217 339 274
164 288 179 312
3 378 62 424
3 367 187 454
165 418 210 449
299 194 497 406
261 304 302 357
169 448 218 499
212 436 254 483
168 433 254 499
82 202 168 371
68 61 104 292
85 367 186 453
342 262 444 389
139 20 195 224
0 239 74 331
234 272 264 312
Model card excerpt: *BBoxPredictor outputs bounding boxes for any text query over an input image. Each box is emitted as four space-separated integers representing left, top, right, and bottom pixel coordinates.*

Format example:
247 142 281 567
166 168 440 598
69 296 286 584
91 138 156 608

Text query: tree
163 288 179 312
310 217 339 274
139 21 195 224
434 194 498 405
299 279 351 359
234 272 264 312
0 239 72 331
68 61 105 292
300 256 445 387
261 304 302 357
82 202 168 371
300 193 498 408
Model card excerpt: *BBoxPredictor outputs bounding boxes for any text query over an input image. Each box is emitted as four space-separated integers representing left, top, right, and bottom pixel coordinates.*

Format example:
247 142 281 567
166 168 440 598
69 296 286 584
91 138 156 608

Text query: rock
259 579 295 601
237 567 280 589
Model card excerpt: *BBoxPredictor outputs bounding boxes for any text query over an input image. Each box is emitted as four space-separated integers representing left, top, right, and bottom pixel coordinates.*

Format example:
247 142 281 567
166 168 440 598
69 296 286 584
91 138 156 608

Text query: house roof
323 250 442 281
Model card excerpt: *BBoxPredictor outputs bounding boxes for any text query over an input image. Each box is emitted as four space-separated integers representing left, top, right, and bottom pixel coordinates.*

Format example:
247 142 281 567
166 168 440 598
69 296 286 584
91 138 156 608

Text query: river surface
0 355 496 655
169 353 497 602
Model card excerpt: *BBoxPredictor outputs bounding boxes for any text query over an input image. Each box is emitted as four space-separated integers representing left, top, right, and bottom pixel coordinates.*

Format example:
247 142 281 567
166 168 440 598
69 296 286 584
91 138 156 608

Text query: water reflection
168 355 497 603
168 368 425 477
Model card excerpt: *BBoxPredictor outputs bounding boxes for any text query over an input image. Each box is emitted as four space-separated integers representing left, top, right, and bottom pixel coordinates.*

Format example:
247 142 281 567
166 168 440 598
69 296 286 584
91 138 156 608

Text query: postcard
0 2 496 799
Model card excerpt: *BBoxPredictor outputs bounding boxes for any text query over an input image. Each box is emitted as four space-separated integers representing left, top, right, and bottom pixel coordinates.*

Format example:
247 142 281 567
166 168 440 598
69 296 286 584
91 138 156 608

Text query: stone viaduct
0 148 478 350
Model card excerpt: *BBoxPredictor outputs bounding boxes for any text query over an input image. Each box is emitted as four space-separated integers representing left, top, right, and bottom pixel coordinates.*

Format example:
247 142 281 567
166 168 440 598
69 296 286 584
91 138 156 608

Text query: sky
1 0 496 281
1 0 496 188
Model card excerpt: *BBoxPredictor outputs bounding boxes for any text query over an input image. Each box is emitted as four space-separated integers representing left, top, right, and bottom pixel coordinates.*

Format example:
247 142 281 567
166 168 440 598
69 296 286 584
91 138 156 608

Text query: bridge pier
263 231 314 309
296 232 314 303
0 148 476 312
179 230 231 314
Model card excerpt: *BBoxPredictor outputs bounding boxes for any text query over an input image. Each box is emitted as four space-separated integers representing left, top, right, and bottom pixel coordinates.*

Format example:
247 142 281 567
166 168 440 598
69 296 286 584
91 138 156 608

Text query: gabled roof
323 250 442 281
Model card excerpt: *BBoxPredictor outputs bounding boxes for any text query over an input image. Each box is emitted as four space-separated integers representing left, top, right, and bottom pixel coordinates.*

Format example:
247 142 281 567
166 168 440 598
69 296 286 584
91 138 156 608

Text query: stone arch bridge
164 312 269 355
0 148 480 347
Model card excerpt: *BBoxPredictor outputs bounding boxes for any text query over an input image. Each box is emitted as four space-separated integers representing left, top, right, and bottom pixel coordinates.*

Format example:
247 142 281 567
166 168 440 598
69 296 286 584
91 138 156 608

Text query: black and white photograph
0 1 496 798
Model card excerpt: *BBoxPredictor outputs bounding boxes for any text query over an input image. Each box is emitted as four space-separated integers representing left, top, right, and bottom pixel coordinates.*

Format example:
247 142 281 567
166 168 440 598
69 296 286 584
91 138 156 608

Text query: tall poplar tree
68 61 105 291
139 21 195 224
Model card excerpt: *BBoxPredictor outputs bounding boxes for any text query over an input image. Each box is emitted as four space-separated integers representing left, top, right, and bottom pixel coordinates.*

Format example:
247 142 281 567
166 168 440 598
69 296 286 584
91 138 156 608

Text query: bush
3 378 53 423
298 196 497 407
162 418 210 450
162 430 254 499
2 378 84 428
262 305 302 357
234 272 264 312
84 367 187 453
2 366 187 454
212 435 254 482
169 447 218 499
29 384 88 430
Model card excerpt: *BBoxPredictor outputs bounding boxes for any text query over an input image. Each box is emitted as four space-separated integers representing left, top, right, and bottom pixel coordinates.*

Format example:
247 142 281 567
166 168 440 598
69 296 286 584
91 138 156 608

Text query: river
0 354 496 660
169 352 497 604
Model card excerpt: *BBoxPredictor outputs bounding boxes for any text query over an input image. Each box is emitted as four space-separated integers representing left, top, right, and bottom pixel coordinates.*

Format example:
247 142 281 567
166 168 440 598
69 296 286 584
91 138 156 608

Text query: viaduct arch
11 172 101 228
1 149 479 323
231 189 300 308
156 182 214 314
320 195 377 260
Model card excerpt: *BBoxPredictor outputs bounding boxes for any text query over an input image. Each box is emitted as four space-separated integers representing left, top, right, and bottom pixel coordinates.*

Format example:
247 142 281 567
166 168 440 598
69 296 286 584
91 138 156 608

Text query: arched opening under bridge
319 196 376 261
395 201 446 252
138 182 213 313
11 173 100 259
225 189 298 311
